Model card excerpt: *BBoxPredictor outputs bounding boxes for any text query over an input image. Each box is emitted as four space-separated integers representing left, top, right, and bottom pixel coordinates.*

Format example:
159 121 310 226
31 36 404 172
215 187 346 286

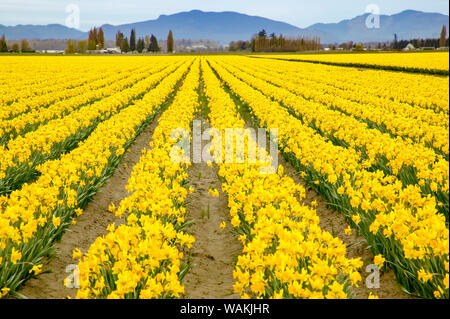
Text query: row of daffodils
0 63 155 144
0 59 186 195
256 52 450 74
0 57 120 116
201 59 363 299
0 54 448 299
73 59 200 299
0 57 193 298
214 57 449 217
206 57 448 299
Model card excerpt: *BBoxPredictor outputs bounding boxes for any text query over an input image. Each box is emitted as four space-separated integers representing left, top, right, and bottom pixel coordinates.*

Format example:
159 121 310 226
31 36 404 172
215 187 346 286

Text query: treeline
115 29 163 53
115 29 176 53
230 29 320 52
115 29 175 53
392 26 448 49
65 27 105 53
392 37 449 50
0 35 34 53
65 28 176 54
332 25 448 51
392 25 448 50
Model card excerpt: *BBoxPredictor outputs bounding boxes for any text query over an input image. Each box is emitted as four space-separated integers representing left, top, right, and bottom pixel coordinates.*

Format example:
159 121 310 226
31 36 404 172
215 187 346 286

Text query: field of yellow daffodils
0 53 448 299
255 51 450 75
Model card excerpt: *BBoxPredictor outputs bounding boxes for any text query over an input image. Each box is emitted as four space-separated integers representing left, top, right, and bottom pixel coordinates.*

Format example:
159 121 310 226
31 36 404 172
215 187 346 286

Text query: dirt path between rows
225 79 410 299
278 155 410 299
18 114 161 299
183 118 242 299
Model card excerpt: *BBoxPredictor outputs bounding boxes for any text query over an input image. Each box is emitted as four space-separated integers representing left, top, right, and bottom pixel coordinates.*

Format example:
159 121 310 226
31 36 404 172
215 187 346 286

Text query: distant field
254 51 450 75
0 55 448 300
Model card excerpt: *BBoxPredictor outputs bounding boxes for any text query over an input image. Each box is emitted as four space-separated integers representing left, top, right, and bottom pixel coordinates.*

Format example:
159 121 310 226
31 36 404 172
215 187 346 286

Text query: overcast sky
1 0 448 31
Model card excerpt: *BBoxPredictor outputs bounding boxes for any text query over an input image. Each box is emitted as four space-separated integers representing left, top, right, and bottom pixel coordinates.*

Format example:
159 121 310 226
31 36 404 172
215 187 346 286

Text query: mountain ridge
0 9 448 44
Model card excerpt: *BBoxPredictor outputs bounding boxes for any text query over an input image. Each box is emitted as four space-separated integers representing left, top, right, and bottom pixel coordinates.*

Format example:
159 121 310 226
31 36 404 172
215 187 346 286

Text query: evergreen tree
122 37 130 53
77 40 87 53
130 29 136 51
440 25 447 47
88 28 97 50
167 30 174 53
20 39 32 52
88 39 96 50
116 30 124 48
88 28 96 48
12 43 19 53
98 27 105 49
93 27 98 44
137 38 145 53
149 34 160 52
0 35 7 52
66 39 77 53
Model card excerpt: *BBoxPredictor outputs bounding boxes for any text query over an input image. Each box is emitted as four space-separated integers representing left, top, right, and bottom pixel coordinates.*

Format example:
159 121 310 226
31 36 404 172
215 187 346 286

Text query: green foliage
20 39 32 52
136 38 145 53
65 39 77 53
12 43 19 53
116 31 124 48
98 28 105 49
0 34 7 52
355 43 364 51
130 29 136 51
65 39 88 54
440 25 447 47
149 34 160 52
122 37 130 53
167 30 174 53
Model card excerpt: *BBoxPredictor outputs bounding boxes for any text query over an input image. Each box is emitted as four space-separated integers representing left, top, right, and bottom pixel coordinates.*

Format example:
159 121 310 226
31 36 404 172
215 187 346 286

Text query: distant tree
88 28 96 48
88 39 96 50
20 39 32 52
0 34 7 52
229 40 251 52
93 27 98 43
145 35 150 49
116 30 124 48
88 29 93 43
12 43 20 53
355 43 364 51
88 27 99 50
130 29 136 51
77 40 87 53
65 39 77 53
440 25 447 47
149 34 160 52
167 30 174 53
122 37 130 52
258 29 267 38
136 38 145 53
98 27 105 49
393 33 398 49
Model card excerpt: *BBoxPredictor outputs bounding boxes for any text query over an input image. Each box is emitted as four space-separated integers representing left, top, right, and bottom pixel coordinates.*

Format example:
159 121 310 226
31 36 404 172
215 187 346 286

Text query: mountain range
0 9 448 44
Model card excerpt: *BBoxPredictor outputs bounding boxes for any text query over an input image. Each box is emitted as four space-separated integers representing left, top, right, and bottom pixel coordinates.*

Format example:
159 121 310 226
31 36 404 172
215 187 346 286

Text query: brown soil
236 103 409 299
278 155 410 299
16 114 409 299
17 115 161 299
183 118 242 299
